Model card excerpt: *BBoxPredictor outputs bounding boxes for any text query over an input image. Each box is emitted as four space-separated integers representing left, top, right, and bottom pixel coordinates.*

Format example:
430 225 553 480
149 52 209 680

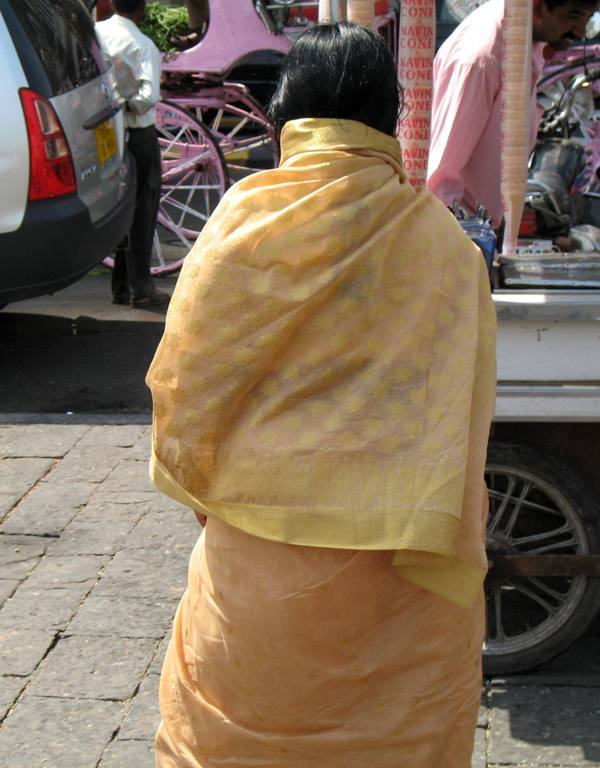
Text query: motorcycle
500 45 600 287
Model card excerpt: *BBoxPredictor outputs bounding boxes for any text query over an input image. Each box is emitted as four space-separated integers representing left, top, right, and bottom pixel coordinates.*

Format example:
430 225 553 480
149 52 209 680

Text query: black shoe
130 290 171 309
112 293 130 305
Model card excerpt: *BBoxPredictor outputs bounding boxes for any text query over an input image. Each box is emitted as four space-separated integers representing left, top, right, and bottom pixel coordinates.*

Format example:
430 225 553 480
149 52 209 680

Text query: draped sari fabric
147 118 496 607
150 118 496 768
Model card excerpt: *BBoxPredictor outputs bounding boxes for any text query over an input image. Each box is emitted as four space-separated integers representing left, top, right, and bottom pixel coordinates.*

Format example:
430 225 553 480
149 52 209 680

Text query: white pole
319 0 333 22
347 0 374 27
397 0 436 187
501 0 533 255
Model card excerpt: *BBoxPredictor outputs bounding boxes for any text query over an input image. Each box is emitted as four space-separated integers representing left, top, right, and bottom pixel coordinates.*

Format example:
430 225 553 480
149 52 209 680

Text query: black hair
112 0 145 15
267 22 402 137
543 0 598 9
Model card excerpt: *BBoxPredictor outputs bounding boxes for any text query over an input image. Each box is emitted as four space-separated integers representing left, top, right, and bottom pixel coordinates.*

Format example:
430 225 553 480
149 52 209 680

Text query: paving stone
1 481 95 536
76 425 146 448
0 586 88 631
127 439 153 460
46 518 136 556
0 457 53 497
86 492 186 517
68 594 177 639
478 688 488 728
491 637 600 688
0 535 47 580
30 634 156 701
95 548 188 600
42 446 127 484
0 694 124 768
101 459 157 493
0 579 19 606
99 737 154 768
124 509 200 551
0 676 27 721
77 499 156 525
489 686 600 766
0 424 89 458
148 631 172 675
0 494 19 520
23 554 108 590
0 628 55 676
118 672 161 741
90 491 161 506
471 725 487 768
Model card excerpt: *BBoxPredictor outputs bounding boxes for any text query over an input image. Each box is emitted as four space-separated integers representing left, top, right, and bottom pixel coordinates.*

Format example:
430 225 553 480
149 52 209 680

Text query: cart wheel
156 100 229 258
483 442 600 676
192 86 279 182
102 102 229 273
102 232 175 277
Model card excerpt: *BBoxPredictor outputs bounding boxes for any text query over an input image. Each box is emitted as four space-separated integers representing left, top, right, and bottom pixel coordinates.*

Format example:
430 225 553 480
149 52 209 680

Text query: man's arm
127 43 161 116
427 57 500 210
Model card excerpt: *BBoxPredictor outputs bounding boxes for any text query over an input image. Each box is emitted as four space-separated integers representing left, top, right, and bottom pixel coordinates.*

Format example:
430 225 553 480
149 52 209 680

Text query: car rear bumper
0 159 136 304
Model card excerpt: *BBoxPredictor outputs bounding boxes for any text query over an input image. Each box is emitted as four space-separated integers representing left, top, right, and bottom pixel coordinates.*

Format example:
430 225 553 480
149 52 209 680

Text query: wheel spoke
525 577 568 603
162 193 210 223
488 476 516 533
212 108 224 132
151 232 166 268
159 125 187 156
512 523 576 548
512 581 561 616
487 487 563 517
504 481 532 537
493 585 506 641
522 537 579 555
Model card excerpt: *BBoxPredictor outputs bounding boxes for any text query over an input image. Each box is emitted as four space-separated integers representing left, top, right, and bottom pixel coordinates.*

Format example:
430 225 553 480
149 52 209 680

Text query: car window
8 0 106 95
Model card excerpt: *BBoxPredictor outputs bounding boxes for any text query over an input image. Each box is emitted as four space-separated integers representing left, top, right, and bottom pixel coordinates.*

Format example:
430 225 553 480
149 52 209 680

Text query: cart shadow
486 635 600 764
0 313 165 414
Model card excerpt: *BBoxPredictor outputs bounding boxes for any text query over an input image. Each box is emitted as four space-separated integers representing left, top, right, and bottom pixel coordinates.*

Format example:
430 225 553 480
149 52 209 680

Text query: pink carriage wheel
155 100 229 262
104 100 230 276
180 84 279 184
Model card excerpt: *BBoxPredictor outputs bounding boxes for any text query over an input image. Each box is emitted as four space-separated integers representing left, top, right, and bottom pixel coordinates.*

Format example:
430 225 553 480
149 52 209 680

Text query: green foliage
139 2 190 51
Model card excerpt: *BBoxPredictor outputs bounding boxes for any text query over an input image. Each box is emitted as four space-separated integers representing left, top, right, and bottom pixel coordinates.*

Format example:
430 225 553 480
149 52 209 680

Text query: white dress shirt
95 14 161 129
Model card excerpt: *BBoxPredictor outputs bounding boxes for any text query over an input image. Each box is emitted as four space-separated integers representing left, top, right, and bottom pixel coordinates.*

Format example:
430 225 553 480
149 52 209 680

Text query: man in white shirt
96 0 169 308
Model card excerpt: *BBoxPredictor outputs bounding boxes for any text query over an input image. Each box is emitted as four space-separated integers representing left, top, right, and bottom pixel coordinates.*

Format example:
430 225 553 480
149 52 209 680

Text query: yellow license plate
94 119 117 164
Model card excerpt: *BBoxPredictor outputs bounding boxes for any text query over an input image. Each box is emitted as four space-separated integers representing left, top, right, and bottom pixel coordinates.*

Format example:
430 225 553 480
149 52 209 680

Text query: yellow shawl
147 118 497 607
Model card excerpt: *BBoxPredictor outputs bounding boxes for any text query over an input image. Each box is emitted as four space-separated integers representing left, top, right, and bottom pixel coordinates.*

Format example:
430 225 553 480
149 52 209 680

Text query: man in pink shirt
427 0 599 228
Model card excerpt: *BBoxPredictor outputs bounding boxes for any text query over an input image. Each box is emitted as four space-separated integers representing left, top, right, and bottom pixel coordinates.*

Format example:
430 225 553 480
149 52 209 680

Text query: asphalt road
0 270 175 416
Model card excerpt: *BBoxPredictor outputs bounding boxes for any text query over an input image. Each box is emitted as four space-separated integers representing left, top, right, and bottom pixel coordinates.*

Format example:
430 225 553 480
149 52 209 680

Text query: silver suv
0 0 135 304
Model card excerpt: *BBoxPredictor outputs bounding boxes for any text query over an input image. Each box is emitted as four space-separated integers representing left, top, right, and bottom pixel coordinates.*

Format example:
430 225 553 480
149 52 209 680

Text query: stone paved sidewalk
0 423 599 767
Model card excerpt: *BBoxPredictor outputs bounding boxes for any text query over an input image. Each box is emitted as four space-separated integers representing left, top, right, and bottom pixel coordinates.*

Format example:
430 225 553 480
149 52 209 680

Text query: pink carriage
150 1 398 273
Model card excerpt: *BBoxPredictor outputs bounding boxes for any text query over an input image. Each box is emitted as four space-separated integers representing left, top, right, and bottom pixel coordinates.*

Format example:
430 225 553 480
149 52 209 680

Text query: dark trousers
112 125 161 301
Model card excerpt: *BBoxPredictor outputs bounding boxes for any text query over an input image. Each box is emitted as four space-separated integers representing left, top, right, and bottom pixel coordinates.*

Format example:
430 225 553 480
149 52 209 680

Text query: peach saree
149 118 496 767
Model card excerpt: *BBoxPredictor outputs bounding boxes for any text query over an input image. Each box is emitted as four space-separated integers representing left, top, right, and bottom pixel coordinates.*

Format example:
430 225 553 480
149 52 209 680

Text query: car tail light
19 88 76 201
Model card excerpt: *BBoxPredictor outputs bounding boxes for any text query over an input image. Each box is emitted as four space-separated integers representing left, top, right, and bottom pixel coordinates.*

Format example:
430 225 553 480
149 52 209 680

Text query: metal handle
83 101 123 131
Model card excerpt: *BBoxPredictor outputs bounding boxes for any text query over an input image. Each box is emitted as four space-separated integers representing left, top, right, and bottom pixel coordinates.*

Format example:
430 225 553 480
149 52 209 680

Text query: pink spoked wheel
103 101 229 275
155 100 229 262
173 83 279 185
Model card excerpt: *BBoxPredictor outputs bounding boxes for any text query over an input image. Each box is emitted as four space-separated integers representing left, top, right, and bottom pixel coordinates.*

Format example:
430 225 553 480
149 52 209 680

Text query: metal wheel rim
156 103 227 251
484 462 589 659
